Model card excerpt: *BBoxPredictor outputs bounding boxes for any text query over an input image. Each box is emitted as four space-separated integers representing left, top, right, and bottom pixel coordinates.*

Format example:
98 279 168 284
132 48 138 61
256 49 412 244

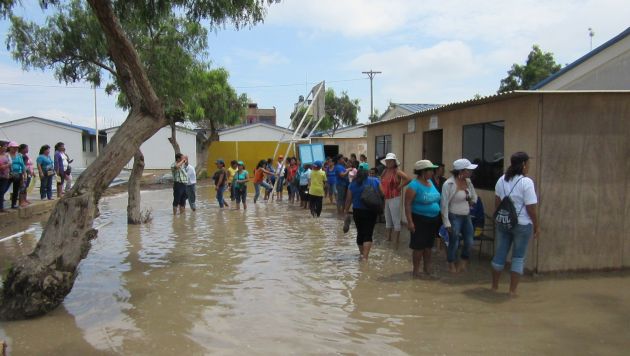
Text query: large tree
187 67 248 176
498 45 562 93
0 0 275 320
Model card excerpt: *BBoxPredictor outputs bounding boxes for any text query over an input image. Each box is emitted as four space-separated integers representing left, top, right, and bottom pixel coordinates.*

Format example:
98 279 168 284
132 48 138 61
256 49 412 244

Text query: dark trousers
10 175 23 208
353 208 378 245
40 174 53 199
0 177 9 210
309 195 323 217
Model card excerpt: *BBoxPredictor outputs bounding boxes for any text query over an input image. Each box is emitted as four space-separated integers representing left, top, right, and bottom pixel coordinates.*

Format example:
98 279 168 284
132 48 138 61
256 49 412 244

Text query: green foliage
186 66 248 131
368 108 380 123
498 45 562 93
322 88 360 135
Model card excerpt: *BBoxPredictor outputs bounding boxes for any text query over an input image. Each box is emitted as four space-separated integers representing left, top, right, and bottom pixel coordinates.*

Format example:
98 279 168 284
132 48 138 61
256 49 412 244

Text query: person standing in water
171 153 189 215
184 156 197 211
344 164 380 261
491 152 539 297
227 160 238 203
253 159 274 203
404 160 441 278
275 155 286 201
380 153 410 243
440 158 478 273
233 161 249 210
213 159 229 208
308 160 327 217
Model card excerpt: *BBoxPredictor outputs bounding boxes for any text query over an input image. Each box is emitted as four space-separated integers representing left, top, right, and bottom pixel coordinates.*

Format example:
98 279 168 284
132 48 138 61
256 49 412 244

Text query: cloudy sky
1 0 629 132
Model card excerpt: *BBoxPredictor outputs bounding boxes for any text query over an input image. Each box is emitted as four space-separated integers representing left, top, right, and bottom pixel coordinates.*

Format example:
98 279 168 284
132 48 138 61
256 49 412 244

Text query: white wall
332 126 367 138
540 35 630 90
220 125 292 142
0 119 88 167
106 126 197 169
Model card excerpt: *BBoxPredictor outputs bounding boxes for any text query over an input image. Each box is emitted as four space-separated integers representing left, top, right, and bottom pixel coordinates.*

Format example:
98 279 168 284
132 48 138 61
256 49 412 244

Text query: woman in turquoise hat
233 161 249 210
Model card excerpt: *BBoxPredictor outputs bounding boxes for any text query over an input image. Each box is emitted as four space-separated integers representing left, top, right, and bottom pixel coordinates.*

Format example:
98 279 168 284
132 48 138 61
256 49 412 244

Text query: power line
0 77 367 91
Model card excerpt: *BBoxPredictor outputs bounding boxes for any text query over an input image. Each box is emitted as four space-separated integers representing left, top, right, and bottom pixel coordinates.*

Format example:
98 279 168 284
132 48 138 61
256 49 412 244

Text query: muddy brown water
0 187 629 355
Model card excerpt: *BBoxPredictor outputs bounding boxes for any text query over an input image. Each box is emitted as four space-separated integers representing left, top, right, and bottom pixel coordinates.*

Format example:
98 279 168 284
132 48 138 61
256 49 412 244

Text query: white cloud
233 48 289 67
350 41 481 103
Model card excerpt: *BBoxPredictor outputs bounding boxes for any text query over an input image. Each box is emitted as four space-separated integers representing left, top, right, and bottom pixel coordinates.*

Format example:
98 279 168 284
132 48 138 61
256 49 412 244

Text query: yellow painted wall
206 141 296 188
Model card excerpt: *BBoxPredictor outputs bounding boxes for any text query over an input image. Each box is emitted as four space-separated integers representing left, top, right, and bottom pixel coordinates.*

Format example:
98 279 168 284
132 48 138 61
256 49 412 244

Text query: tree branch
87 0 163 118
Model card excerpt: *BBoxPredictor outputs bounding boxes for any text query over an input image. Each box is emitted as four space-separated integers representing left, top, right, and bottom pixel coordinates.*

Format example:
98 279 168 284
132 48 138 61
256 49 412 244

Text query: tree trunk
195 125 220 177
0 110 166 320
127 150 150 224
167 121 181 155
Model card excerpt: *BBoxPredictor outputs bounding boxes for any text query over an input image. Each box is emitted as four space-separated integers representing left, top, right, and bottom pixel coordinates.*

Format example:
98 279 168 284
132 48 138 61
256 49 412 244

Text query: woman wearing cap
233 161 249 210
380 153 410 243
441 158 478 273
0 141 12 211
7 141 26 209
405 160 441 278
344 165 381 261
491 152 539 297
308 160 327 217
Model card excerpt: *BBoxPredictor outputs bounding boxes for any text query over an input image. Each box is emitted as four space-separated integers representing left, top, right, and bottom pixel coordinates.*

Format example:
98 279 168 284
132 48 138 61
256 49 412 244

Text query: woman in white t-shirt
491 152 539 297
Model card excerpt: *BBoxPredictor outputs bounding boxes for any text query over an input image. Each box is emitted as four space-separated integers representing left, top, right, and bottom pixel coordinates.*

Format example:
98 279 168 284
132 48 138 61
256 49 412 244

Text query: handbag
46 167 55 176
360 181 384 212
9 171 21 180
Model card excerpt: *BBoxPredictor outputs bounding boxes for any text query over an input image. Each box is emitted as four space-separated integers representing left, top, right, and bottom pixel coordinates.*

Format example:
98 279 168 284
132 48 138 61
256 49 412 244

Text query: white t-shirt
186 165 197 185
495 175 538 225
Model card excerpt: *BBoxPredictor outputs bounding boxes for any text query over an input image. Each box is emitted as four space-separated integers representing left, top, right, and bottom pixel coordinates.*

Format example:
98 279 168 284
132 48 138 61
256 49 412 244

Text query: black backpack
360 180 384 212
494 177 523 230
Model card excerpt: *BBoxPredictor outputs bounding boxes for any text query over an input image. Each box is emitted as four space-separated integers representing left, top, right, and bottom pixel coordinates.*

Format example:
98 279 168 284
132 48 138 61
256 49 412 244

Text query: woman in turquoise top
7 141 25 209
36 144 54 200
233 161 249 210
404 159 441 278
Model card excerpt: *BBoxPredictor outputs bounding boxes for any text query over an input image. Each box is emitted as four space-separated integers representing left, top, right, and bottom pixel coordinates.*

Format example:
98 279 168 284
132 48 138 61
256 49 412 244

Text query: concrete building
245 103 277 125
366 90 630 273
534 27 630 90
0 116 105 168
105 125 197 170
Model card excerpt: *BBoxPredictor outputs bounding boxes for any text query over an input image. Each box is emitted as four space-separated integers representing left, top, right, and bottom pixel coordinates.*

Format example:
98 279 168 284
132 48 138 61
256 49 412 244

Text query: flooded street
1 186 629 355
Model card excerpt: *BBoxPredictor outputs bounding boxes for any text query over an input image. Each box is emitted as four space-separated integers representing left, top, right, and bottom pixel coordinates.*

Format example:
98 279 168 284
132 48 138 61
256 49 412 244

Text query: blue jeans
491 224 533 275
254 181 273 202
234 186 247 204
275 176 284 192
447 213 474 262
40 174 53 199
336 183 347 208
186 183 196 209
216 185 227 207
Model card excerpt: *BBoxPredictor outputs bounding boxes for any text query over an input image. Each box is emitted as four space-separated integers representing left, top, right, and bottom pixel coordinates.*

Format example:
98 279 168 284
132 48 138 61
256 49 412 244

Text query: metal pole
94 86 99 156
362 70 381 118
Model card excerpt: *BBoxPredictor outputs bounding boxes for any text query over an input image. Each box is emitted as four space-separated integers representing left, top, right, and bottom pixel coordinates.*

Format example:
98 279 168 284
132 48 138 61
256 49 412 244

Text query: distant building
533 27 630 90
245 103 276 125
105 125 197 170
378 103 442 123
0 116 106 168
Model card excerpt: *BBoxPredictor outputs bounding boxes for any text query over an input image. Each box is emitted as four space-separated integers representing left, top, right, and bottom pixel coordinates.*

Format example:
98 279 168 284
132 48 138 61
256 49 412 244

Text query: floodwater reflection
0 186 629 354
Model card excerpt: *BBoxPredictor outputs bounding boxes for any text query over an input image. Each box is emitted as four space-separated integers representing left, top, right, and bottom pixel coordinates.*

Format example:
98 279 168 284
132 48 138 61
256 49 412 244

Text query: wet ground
0 186 629 355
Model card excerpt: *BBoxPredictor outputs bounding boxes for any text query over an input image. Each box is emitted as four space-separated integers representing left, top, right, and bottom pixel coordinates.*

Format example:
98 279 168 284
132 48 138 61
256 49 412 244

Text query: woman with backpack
404 160 441 278
343 163 381 261
380 153 410 243
440 158 478 273
491 152 539 297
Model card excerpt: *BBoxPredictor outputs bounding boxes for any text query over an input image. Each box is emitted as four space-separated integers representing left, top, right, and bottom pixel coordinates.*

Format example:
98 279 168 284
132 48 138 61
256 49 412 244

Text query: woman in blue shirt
36 144 54 200
7 141 25 209
404 160 441 278
343 163 381 261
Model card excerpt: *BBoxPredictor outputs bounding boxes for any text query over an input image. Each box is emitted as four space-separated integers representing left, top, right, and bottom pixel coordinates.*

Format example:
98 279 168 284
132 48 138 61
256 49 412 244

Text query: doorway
423 130 443 164
324 145 339 159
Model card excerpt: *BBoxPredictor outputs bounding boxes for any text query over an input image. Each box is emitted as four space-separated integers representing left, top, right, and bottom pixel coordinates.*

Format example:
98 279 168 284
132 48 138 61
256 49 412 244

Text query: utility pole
588 27 595 51
362 70 381 119
94 85 99 156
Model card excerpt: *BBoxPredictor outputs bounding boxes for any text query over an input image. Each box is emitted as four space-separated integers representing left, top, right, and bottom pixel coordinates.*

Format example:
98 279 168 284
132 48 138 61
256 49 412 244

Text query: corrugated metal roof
396 103 442 113
532 27 630 89
366 90 630 127
0 116 102 135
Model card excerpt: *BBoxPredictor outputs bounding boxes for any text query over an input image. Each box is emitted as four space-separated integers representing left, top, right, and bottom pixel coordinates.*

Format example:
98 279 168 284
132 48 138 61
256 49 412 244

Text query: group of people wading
171 150 539 297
